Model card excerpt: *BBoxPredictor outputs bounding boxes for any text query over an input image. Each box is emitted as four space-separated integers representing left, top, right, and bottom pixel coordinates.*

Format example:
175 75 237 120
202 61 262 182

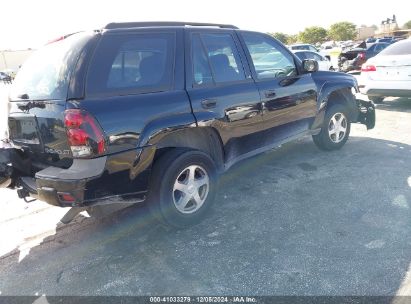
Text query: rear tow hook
17 188 37 203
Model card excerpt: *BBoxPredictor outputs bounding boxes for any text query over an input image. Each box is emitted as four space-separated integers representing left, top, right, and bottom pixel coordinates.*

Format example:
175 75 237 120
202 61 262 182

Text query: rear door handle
201 99 217 109
264 90 276 98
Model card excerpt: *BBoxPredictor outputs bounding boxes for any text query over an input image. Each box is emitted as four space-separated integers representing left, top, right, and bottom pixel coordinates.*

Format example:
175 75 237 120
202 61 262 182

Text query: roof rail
104 22 238 30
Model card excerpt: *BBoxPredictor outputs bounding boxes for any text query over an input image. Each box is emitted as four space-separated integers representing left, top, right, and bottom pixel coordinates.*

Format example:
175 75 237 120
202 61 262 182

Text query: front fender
317 79 358 112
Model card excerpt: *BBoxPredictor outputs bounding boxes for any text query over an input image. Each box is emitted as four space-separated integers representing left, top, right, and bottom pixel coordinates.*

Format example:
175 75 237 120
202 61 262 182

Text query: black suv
0 22 375 227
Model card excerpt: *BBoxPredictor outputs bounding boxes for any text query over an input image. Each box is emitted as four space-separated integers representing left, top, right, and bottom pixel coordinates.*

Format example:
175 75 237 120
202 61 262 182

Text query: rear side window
191 35 214 86
191 33 246 86
373 44 388 52
379 40 411 55
87 33 175 96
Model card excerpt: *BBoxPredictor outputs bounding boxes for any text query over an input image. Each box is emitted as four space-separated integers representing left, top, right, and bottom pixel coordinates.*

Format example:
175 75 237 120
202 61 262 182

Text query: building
0 49 34 76
357 26 376 40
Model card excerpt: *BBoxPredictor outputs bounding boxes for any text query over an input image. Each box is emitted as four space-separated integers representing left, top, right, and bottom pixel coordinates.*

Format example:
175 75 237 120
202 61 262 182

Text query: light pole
0 50 8 71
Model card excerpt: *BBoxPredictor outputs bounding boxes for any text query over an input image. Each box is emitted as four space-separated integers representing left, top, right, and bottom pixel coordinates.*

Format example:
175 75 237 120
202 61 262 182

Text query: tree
404 20 411 29
286 34 299 45
328 22 357 41
298 26 328 44
268 32 289 44
370 24 379 30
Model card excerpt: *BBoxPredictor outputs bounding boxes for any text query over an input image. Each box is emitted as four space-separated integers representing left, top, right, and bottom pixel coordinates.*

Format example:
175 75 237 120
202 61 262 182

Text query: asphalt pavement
0 82 410 297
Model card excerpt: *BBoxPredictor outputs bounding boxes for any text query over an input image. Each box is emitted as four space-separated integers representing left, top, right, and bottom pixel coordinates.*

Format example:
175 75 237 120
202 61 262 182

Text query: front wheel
312 104 351 151
148 149 218 228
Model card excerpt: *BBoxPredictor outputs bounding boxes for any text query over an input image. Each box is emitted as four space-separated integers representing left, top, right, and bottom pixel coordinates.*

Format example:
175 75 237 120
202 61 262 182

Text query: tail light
358 52 366 60
64 109 106 158
361 64 376 72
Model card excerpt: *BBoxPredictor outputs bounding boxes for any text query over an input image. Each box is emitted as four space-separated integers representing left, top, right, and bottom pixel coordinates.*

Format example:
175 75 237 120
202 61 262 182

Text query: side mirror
302 59 319 73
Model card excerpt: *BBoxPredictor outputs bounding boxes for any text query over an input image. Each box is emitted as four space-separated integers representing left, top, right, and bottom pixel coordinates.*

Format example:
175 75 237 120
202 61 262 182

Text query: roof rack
104 22 238 30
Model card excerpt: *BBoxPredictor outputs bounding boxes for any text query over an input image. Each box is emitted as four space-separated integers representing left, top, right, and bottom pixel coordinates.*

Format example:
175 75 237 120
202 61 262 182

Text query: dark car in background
365 38 376 43
0 22 375 227
376 37 394 44
338 42 390 72
0 72 12 84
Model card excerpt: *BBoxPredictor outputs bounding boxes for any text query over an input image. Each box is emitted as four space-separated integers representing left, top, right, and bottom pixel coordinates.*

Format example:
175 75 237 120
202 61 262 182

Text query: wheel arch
153 127 225 172
325 88 358 121
312 82 359 130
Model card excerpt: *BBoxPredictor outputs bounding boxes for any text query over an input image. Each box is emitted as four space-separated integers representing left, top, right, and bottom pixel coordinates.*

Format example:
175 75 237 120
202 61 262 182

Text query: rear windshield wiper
17 101 46 111
17 93 30 100
14 94 48 111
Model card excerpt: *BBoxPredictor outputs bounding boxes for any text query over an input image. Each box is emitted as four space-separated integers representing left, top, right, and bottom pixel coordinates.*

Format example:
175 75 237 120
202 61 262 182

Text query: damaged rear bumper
0 145 154 207
34 157 109 207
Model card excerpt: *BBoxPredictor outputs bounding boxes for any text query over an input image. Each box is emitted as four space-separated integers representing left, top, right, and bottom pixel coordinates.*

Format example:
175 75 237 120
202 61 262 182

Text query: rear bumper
1 146 155 207
35 157 109 207
362 80 411 97
364 89 411 98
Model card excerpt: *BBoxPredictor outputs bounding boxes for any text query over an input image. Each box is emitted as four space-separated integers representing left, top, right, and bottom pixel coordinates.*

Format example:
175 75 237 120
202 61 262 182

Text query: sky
0 0 409 50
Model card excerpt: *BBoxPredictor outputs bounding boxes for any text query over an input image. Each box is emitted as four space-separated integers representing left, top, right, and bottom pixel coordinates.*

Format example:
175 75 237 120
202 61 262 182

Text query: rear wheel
148 149 218 228
312 104 351 151
368 96 384 104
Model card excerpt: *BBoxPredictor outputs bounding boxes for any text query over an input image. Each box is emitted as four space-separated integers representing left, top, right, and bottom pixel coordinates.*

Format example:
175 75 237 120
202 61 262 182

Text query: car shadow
376 97 411 113
0 136 410 298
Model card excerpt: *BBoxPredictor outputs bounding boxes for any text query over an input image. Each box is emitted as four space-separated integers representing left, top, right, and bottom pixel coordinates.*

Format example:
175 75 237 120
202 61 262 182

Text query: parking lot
0 82 410 296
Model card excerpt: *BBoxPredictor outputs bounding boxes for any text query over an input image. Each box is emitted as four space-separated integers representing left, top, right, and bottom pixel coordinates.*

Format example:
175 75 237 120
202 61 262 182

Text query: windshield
379 40 411 56
9 32 92 101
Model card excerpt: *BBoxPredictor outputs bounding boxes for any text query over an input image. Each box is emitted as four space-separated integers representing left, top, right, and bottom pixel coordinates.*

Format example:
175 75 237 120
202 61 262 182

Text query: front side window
191 33 246 85
242 33 297 79
87 33 175 96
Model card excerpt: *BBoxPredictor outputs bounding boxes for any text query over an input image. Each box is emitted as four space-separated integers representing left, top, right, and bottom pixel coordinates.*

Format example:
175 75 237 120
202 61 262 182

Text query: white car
293 50 334 71
288 43 318 52
361 39 411 103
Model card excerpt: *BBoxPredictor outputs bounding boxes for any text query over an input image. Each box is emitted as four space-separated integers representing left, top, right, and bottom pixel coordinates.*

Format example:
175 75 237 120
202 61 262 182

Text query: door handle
264 90 276 98
201 99 217 109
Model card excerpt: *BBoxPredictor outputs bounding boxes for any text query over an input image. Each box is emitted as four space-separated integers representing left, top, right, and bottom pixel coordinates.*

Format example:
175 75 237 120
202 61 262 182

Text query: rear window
379 40 411 55
86 33 175 97
9 33 91 101
291 45 310 50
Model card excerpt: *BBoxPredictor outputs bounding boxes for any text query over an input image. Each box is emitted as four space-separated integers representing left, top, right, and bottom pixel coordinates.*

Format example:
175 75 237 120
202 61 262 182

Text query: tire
148 149 218 228
312 104 351 151
369 96 384 104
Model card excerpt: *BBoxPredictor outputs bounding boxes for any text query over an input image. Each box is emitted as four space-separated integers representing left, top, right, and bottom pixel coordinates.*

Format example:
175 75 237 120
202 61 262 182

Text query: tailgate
6 33 93 170
8 101 72 169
